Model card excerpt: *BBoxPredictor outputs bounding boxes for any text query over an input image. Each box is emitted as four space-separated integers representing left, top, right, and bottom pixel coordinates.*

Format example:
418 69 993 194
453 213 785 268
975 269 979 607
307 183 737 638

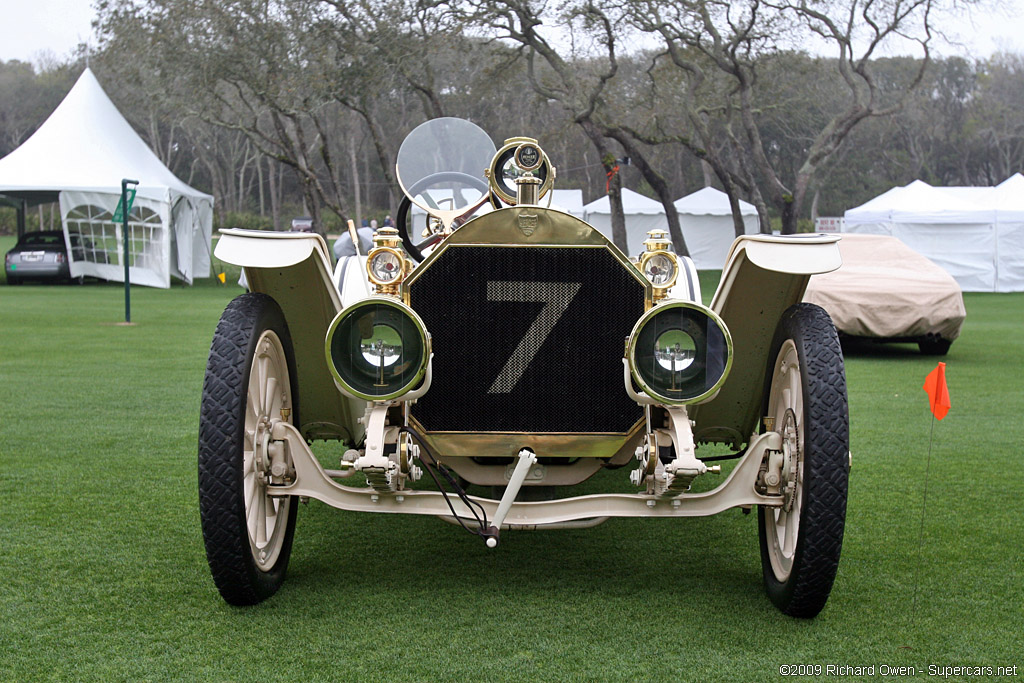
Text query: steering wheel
396 171 491 262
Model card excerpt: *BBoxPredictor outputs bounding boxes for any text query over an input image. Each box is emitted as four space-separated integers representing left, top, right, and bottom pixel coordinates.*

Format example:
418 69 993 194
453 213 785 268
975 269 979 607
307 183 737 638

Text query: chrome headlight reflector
368 247 404 285
640 251 677 287
627 301 732 405
326 298 429 401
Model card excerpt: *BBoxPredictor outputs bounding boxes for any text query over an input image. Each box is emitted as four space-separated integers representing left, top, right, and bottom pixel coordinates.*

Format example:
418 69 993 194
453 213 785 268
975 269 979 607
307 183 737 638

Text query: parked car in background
803 233 966 355
290 216 314 233
4 230 107 285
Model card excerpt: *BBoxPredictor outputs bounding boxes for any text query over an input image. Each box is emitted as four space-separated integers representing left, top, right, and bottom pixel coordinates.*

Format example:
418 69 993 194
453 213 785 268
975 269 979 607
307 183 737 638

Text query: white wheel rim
243 330 292 571
765 339 804 581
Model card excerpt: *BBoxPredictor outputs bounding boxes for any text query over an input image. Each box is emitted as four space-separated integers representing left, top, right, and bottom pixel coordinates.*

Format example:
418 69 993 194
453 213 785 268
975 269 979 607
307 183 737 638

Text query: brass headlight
367 247 404 286
487 136 554 205
366 226 407 294
627 301 732 405
640 251 678 288
638 229 678 300
326 298 430 401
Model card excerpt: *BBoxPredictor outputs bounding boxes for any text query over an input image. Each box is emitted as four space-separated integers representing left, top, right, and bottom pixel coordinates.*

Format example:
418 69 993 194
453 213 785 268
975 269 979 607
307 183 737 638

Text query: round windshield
396 118 496 229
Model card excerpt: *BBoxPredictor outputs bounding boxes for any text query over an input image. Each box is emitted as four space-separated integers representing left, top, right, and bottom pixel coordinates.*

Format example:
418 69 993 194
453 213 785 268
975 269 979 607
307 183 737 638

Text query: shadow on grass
284 501 768 614
838 336 927 358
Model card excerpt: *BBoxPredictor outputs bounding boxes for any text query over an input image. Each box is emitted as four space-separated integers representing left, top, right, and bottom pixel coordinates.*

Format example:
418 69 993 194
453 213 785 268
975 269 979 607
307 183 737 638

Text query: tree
622 0 942 233
974 53 1024 184
0 60 77 158
459 0 632 251
85 0 1016 239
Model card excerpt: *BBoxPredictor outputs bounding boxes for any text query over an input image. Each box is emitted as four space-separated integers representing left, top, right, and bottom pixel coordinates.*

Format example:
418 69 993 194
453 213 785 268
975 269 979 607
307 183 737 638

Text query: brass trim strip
409 416 645 459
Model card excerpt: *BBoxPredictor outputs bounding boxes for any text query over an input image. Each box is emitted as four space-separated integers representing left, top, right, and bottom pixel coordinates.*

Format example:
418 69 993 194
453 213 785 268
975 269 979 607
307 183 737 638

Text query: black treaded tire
198 293 299 605
758 303 849 618
918 337 952 356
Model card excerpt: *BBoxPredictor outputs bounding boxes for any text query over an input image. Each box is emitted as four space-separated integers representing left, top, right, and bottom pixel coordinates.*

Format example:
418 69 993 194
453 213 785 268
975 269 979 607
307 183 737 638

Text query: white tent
930 175 1024 291
992 174 1024 292
549 188 585 219
674 187 758 270
583 188 668 257
0 68 213 288
843 180 1001 291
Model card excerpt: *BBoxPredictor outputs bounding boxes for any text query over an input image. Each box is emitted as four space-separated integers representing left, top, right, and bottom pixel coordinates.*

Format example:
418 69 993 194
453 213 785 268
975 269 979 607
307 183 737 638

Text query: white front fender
692 234 842 448
214 229 365 445
215 228 333 269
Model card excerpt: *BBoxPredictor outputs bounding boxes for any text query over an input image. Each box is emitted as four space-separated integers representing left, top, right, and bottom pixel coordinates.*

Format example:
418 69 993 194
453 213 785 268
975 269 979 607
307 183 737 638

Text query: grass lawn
1 236 1022 680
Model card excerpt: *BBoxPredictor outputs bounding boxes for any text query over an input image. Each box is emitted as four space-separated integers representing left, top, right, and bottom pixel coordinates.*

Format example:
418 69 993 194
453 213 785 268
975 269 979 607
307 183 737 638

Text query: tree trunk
224 154 238 214
304 182 322 237
701 160 715 188
268 158 281 231
607 168 627 254
605 130 689 256
779 198 796 235
748 184 772 235
349 129 361 228
725 192 745 238
709 160 753 238
356 108 400 204
257 154 265 217
583 149 594 195
361 143 370 222
237 149 250 214
579 120 627 253
212 172 225 226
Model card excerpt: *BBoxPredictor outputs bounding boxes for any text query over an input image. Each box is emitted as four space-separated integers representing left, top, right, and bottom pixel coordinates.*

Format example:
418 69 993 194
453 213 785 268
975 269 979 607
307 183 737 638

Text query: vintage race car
198 118 850 617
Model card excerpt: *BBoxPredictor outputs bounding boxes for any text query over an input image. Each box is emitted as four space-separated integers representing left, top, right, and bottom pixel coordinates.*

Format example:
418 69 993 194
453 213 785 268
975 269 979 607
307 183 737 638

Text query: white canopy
930 175 1024 292
990 174 1024 291
584 188 668 257
842 179 1019 291
993 173 1024 218
673 187 758 270
0 68 213 287
549 189 585 219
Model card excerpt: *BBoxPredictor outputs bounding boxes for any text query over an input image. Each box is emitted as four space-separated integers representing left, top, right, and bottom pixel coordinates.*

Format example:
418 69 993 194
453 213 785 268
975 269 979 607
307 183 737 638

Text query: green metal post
121 179 139 323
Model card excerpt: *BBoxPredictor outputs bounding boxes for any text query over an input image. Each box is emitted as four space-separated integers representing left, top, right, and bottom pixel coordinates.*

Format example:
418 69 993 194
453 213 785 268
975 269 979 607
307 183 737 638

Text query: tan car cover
803 233 966 340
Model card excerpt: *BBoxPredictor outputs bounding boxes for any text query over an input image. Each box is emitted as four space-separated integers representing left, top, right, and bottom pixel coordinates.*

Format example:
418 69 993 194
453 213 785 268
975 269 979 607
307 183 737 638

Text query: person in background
333 223 374 259
383 214 394 227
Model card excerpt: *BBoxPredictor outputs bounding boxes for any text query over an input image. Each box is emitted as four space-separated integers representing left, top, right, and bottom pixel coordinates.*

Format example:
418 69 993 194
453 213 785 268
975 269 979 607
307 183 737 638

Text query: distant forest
1 0 1022 252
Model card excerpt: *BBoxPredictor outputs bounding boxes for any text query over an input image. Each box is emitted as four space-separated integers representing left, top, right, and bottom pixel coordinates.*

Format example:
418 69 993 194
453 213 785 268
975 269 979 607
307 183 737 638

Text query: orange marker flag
922 362 951 420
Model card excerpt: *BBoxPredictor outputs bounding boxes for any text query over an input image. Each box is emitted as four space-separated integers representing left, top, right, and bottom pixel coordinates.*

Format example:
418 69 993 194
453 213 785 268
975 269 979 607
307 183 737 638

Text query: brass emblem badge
518 213 539 236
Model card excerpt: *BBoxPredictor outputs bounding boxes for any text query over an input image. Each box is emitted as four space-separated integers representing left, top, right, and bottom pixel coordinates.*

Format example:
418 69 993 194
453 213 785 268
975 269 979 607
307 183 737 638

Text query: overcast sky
1 0 1023 64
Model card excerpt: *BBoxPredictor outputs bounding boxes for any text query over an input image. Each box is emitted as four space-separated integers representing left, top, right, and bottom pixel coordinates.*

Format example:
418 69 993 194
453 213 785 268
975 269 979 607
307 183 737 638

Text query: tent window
65 204 163 268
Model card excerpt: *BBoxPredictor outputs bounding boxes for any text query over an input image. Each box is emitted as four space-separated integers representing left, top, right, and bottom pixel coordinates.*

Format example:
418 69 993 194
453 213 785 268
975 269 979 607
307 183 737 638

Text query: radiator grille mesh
408 245 645 433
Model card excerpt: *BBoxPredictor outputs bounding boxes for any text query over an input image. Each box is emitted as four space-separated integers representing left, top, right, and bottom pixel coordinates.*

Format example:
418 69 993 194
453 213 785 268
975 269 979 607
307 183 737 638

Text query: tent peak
675 186 756 216
0 67 210 201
